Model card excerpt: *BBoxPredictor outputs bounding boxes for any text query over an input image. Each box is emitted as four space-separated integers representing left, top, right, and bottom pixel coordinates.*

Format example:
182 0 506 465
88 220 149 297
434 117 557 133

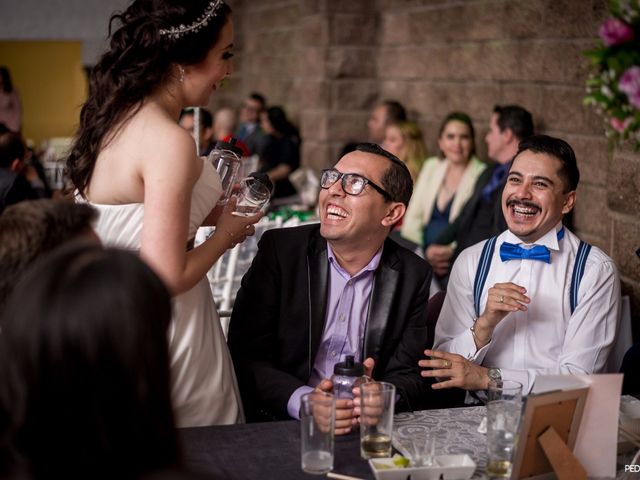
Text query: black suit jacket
435 164 508 263
228 224 437 421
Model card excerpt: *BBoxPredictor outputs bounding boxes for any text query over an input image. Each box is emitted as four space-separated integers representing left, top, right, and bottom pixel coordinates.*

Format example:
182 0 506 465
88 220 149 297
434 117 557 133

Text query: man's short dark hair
0 200 97 308
179 108 213 129
249 92 267 109
354 142 413 206
382 100 407 125
514 135 580 192
494 105 534 141
0 131 25 169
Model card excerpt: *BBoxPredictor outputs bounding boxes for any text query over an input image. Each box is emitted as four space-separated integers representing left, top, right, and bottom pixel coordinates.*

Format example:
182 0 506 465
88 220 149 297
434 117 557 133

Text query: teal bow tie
499 228 565 264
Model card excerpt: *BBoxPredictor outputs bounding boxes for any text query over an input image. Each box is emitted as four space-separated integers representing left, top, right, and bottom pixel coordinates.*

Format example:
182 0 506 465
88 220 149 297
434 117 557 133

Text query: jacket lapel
307 232 328 376
363 241 399 361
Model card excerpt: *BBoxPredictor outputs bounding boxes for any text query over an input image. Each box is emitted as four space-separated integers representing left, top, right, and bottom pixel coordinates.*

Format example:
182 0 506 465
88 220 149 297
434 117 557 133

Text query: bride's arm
138 127 257 295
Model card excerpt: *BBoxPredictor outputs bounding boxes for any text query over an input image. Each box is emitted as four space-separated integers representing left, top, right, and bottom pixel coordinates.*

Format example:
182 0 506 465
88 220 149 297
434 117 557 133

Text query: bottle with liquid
208 137 244 206
331 355 368 399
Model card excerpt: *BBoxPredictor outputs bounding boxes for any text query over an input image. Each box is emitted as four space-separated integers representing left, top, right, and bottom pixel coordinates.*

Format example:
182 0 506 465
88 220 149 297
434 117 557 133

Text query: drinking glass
393 425 435 467
486 380 523 478
300 391 335 475
232 177 271 216
360 382 396 459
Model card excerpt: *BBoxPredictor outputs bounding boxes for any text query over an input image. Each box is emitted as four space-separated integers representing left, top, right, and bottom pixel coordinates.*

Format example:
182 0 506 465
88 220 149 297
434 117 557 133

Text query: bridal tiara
159 0 226 40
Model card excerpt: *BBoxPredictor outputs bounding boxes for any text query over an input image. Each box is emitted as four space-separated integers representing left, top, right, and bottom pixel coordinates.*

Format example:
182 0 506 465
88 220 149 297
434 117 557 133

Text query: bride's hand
214 197 263 248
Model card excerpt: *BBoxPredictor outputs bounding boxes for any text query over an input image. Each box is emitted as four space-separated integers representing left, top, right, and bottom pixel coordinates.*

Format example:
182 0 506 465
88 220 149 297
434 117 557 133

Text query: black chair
621 343 640 396
425 290 446 350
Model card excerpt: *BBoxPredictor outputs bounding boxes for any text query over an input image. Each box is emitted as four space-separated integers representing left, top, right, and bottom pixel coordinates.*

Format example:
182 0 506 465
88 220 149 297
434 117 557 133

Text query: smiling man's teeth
513 205 538 216
327 205 348 219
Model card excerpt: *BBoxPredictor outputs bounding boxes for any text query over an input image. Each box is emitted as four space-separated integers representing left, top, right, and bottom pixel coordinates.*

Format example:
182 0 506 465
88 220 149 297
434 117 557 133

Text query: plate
369 454 476 480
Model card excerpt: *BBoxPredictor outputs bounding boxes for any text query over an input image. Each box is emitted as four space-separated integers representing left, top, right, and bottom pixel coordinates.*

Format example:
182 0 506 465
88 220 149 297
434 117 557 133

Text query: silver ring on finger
499 295 504 303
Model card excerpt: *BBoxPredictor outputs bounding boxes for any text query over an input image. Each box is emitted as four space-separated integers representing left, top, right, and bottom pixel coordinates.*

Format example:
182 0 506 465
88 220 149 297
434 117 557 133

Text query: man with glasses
229 143 443 432
235 92 267 156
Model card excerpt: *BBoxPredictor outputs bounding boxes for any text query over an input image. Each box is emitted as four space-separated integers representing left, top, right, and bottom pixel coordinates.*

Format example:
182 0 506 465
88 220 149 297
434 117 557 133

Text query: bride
67 0 260 427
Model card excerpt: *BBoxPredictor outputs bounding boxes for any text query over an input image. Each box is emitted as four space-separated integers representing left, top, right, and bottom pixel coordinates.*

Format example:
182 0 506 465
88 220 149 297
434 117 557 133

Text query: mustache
506 199 540 210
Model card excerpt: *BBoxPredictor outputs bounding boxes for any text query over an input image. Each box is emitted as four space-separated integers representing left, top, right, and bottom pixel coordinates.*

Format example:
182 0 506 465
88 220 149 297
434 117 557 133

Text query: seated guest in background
367 100 407 145
236 92 268 156
0 128 38 213
421 135 621 394
381 120 428 183
401 113 486 258
178 107 215 155
229 143 442 433
213 106 238 142
0 243 186 479
0 66 21 133
259 106 300 201
426 106 533 283
0 199 98 312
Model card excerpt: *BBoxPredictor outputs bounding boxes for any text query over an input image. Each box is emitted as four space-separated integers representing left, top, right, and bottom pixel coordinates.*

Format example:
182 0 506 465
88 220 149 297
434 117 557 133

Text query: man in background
367 100 407 145
236 92 268 156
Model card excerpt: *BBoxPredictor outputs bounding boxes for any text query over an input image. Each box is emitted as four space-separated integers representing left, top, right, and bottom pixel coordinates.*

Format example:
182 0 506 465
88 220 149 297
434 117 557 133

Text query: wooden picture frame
511 387 590 479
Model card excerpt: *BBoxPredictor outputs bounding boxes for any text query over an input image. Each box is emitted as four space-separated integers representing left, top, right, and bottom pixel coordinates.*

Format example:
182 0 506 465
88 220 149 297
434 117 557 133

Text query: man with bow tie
420 135 621 393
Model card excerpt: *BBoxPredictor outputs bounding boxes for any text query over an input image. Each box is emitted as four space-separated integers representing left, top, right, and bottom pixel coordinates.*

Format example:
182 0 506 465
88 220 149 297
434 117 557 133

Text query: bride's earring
179 66 185 83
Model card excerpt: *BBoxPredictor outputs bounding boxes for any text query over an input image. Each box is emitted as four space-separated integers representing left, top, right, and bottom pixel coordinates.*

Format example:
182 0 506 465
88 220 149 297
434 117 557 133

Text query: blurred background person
382 120 428 183
0 127 38 212
0 199 98 313
213 106 237 142
367 99 407 145
401 112 486 259
179 107 215 156
0 66 22 133
236 92 267 156
0 243 192 479
259 106 300 202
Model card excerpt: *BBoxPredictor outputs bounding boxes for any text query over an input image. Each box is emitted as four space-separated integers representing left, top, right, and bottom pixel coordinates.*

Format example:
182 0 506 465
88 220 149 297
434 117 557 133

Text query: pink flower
610 117 633 133
619 66 640 109
599 18 635 46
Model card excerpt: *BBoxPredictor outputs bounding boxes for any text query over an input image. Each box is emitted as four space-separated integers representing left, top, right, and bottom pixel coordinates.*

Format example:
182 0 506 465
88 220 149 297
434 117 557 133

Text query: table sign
529 373 623 478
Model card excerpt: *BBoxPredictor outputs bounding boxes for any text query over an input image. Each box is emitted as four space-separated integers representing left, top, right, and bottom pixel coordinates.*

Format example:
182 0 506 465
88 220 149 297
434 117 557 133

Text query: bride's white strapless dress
82 159 244 427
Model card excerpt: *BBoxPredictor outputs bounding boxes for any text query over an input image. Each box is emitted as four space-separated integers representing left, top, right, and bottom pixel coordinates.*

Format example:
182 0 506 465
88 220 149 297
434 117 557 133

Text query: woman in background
259 106 300 201
382 120 427 183
0 66 22 133
67 0 260 427
0 244 186 479
401 112 486 253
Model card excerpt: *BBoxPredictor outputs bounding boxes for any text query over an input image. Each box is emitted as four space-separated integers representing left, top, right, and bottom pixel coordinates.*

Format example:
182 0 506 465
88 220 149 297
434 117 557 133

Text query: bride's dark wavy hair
67 0 231 198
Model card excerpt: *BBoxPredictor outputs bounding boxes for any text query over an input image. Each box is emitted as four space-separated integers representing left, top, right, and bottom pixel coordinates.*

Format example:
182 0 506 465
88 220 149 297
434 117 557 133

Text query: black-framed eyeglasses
320 168 392 201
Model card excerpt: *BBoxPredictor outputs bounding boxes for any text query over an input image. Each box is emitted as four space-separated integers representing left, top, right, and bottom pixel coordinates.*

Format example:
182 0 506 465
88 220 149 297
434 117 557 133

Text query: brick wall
217 0 639 329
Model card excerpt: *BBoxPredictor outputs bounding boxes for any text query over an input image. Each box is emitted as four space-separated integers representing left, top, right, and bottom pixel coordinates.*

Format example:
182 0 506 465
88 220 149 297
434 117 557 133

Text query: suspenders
473 236 591 317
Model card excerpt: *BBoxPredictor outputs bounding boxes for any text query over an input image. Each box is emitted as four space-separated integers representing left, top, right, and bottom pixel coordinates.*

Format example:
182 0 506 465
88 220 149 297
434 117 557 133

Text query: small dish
369 454 476 480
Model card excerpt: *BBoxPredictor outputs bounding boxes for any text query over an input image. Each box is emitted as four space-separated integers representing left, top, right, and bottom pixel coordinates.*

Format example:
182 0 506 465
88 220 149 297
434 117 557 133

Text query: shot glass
232 177 271 217
300 391 335 475
393 425 435 467
486 380 523 478
360 381 396 459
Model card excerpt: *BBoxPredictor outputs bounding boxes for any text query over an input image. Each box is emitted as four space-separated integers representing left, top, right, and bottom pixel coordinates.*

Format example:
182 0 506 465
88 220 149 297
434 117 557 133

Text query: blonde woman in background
401 112 486 255
382 120 427 183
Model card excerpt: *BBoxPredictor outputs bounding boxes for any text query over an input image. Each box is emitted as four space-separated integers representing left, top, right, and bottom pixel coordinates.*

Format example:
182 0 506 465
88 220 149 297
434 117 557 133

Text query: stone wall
218 0 639 330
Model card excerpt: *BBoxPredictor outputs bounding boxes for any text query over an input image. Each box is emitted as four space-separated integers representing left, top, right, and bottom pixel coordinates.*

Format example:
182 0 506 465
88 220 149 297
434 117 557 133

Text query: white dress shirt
434 222 621 393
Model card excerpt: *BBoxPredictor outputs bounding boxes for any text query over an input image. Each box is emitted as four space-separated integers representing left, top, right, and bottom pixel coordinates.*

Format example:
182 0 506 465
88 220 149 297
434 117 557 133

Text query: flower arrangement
584 0 640 150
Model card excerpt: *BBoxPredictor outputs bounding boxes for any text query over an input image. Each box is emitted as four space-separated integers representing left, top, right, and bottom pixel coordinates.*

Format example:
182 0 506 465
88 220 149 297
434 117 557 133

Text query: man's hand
425 244 453 276
316 379 354 436
419 349 489 391
352 357 375 420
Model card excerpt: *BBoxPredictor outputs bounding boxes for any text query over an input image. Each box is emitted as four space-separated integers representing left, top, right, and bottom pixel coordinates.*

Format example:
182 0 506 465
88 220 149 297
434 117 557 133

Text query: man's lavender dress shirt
286 244 383 419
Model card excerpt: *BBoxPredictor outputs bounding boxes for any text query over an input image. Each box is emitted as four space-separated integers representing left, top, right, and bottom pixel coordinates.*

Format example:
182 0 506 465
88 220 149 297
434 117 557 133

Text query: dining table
180 405 489 480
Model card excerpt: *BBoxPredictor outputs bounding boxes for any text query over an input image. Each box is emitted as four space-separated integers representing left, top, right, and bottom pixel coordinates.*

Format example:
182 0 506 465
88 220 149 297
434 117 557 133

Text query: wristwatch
487 367 502 385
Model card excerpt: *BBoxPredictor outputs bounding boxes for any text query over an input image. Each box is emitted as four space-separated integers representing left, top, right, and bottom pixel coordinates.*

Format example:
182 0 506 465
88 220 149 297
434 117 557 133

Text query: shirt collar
327 243 383 280
504 221 564 251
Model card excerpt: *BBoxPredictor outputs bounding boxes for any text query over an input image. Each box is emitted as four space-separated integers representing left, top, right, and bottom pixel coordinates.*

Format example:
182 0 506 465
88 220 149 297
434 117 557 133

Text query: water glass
393 425 435 466
360 382 396 459
300 391 335 475
486 380 523 478
233 177 271 216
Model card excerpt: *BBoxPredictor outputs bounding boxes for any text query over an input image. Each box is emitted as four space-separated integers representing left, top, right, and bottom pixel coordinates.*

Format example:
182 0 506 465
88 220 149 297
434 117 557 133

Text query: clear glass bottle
331 355 368 399
208 137 244 206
